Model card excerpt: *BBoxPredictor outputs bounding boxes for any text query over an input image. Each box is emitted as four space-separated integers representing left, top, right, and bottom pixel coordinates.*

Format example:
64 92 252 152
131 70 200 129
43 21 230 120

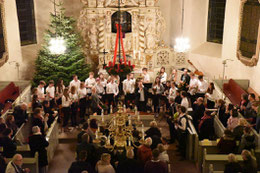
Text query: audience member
13 103 28 127
192 97 205 130
95 153 115 173
227 109 240 131
145 121 162 149
144 149 168 173
117 149 143 173
224 153 242 173
68 151 94 173
77 122 89 143
241 150 257 173
2 128 16 158
29 126 49 173
137 137 153 165
217 129 236 154
238 126 256 153
32 108 48 136
233 118 247 141
157 144 169 163
0 154 6 173
198 111 215 140
5 154 30 173
5 115 18 136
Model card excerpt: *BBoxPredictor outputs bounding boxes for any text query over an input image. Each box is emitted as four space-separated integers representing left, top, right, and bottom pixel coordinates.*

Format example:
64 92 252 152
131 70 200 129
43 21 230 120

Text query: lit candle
128 137 131 146
107 135 110 145
142 124 144 133
98 125 100 132
133 50 136 59
110 105 113 114
138 114 140 121
114 118 116 126
95 130 98 139
128 117 131 125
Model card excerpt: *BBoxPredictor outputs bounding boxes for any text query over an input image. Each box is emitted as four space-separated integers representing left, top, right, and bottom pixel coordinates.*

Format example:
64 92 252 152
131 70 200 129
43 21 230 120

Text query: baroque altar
78 0 185 72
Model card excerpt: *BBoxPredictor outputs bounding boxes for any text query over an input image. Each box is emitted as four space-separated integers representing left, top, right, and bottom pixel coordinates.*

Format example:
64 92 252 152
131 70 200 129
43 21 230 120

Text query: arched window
207 0 226 44
111 11 132 33
0 2 8 67
237 0 260 66
16 0 37 46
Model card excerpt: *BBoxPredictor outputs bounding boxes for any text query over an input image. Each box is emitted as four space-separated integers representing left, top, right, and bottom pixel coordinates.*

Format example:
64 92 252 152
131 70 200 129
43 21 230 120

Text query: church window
207 0 226 44
16 0 37 46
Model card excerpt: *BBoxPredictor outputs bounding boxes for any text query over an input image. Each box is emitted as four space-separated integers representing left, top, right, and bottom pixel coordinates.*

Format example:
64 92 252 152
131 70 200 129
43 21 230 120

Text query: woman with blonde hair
224 153 242 173
95 153 115 173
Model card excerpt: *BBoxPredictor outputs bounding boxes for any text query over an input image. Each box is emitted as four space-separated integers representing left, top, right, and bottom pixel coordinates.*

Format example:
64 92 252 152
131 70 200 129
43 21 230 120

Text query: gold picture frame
237 0 260 67
0 0 8 67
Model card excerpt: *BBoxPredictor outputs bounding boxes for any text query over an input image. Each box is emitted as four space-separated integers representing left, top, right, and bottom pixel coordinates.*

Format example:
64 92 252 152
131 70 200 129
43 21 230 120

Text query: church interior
0 0 260 172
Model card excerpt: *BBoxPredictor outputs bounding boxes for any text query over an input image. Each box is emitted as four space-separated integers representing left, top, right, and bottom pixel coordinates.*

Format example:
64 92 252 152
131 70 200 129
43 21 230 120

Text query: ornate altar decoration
94 104 145 151
78 0 179 72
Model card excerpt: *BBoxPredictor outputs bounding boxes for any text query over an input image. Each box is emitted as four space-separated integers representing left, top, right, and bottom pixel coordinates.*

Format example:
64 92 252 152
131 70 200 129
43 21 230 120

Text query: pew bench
0 82 19 115
6 152 39 173
223 79 247 106
203 148 243 173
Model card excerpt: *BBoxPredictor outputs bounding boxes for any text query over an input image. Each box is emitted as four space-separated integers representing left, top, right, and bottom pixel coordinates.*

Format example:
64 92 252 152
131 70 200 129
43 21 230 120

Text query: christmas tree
32 5 91 87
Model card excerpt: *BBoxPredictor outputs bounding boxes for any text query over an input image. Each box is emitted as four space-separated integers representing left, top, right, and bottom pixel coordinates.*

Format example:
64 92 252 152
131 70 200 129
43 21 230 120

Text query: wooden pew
186 119 199 161
202 148 243 173
6 152 39 173
46 117 59 163
223 79 247 106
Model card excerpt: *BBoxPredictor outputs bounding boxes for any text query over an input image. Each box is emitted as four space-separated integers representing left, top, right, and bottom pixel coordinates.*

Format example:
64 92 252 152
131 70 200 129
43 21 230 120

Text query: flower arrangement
104 60 135 78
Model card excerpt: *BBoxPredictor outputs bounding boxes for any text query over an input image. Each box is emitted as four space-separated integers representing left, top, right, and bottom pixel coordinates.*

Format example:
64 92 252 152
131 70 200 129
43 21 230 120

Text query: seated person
117 149 143 173
144 149 168 173
157 144 169 163
224 153 242 173
241 150 257 173
227 109 240 131
77 122 89 143
233 118 247 141
5 154 30 173
145 121 162 150
68 151 94 173
0 123 7 146
217 129 236 154
137 137 153 165
95 153 115 173
5 115 18 136
238 126 256 153
2 128 17 158
13 103 28 127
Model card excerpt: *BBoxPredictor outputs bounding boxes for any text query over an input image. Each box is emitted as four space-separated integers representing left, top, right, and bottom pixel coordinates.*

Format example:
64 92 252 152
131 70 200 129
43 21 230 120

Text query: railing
186 118 199 161
46 117 59 163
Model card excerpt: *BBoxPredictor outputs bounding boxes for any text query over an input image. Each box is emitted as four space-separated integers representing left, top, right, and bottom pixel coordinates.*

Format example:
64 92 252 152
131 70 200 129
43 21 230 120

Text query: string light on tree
49 37 66 55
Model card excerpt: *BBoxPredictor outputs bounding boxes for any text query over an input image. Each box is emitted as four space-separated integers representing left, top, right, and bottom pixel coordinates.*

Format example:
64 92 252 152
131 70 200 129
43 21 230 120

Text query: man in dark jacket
117 149 143 173
2 128 16 158
13 103 28 127
76 133 96 168
135 81 148 112
192 97 205 130
68 151 94 173
29 126 49 173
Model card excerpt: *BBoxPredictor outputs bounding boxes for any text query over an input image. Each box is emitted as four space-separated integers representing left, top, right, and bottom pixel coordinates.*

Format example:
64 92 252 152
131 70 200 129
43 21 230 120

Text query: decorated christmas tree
32 5 91 87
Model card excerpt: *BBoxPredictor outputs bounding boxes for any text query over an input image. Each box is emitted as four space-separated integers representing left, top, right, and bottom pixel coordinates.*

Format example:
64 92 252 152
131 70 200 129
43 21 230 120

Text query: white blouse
78 88 87 99
62 95 71 107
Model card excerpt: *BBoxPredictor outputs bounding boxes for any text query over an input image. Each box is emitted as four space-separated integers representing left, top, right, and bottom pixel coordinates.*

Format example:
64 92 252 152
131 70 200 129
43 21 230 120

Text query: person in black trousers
2 128 16 158
152 77 164 114
135 80 148 112
29 126 49 173
62 88 71 130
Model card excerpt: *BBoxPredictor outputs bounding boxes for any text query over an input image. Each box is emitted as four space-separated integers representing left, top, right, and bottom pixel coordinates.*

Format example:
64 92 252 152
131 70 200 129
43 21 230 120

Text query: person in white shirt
142 68 150 83
99 73 107 88
168 81 177 100
70 86 79 127
197 75 208 98
123 74 135 108
85 72 96 95
69 75 81 93
78 82 87 122
95 153 115 173
95 78 105 101
169 68 178 82
130 73 136 85
46 80 55 108
152 76 164 114
5 154 30 173
62 88 71 129
157 143 169 163
180 91 189 109
159 67 167 85
188 72 198 96
106 76 119 113
55 79 65 106
205 82 218 109
37 80 46 102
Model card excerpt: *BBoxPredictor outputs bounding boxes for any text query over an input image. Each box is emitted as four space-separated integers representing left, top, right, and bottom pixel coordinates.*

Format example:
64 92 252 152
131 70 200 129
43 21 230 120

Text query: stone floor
47 118 199 173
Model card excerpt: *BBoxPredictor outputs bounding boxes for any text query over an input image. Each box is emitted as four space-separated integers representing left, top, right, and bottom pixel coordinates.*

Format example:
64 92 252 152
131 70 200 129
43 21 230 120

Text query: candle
138 114 140 121
133 50 136 59
107 135 110 145
95 130 98 139
128 117 131 125
138 51 141 60
101 114 104 123
114 119 116 126
142 124 144 133
98 125 100 132
128 137 131 146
